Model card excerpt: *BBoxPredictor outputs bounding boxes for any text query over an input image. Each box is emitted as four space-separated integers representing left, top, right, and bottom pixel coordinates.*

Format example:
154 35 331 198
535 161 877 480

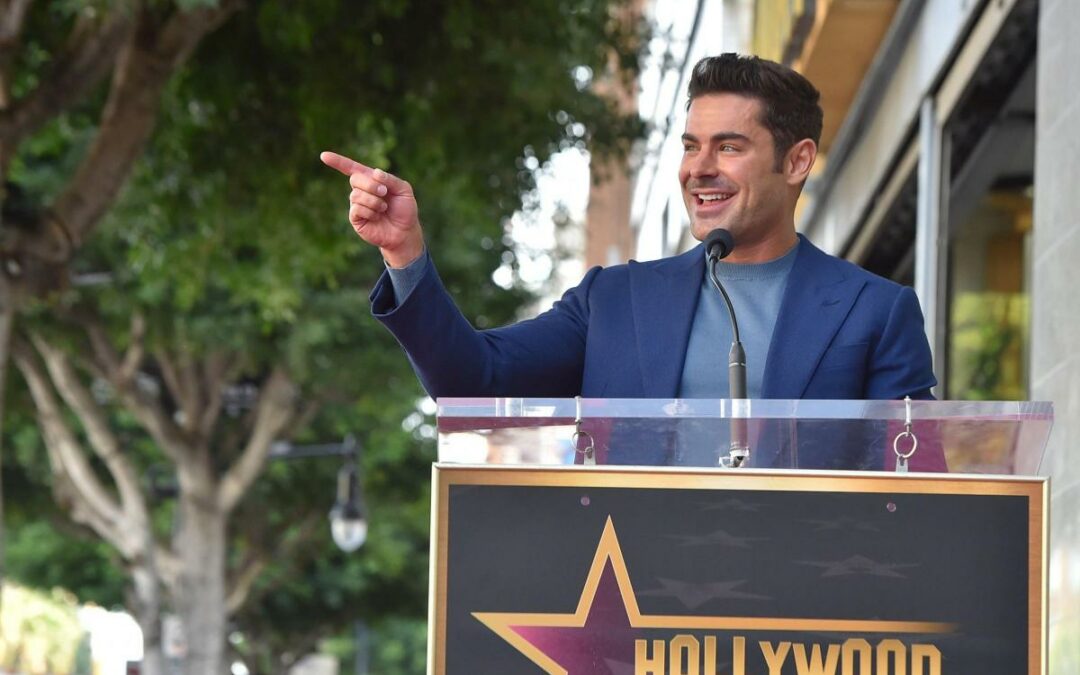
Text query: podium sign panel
429 399 1053 675
430 466 1045 675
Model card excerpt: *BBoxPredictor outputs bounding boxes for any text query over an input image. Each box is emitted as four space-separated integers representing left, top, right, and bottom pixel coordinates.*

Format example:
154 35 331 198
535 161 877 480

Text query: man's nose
688 150 717 177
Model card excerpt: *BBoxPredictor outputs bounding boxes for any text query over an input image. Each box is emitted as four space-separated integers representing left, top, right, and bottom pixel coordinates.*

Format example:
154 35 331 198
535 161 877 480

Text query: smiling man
321 54 936 403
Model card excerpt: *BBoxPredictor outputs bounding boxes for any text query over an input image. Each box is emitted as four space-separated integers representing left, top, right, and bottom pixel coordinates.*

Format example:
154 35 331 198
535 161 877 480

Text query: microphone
705 228 734 261
704 229 749 467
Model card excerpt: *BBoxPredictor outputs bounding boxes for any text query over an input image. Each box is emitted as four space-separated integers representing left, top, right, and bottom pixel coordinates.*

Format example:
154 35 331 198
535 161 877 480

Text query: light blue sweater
678 239 799 398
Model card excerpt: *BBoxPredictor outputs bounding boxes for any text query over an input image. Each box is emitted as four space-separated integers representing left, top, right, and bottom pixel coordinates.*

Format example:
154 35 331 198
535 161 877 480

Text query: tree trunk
0 281 15 605
177 491 228 675
131 560 166 675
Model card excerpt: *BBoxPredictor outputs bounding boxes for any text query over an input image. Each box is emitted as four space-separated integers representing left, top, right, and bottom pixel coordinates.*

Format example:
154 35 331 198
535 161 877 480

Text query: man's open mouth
696 193 734 205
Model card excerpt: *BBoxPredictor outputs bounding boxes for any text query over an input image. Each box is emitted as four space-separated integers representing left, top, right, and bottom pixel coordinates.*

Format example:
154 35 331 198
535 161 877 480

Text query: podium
428 399 1053 675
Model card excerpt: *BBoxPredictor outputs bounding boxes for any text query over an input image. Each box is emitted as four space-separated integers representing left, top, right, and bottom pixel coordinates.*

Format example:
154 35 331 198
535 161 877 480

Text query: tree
5 0 645 673
0 2 243 670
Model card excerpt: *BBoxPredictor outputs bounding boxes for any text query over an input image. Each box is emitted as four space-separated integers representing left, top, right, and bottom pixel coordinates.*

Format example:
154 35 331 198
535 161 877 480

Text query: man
320 54 937 404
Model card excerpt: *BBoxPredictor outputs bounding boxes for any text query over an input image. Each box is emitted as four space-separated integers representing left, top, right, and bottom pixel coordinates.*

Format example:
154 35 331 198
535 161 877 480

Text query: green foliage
73 0 645 338
949 293 1029 400
0 583 90 675
6 0 646 666
228 424 434 673
1 386 142 611
4 522 128 610
321 617 427 675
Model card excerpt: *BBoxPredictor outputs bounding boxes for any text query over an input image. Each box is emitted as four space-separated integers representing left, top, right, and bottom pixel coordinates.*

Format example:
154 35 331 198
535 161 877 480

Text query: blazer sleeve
371 254 598 398
864 285 938 400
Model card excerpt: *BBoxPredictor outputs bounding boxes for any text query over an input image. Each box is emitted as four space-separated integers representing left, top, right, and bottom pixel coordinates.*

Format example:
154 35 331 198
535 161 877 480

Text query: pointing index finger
320 151 373 177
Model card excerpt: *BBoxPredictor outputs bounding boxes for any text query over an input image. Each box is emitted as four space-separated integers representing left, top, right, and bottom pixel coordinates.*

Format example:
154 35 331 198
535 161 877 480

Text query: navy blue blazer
371 235 937 401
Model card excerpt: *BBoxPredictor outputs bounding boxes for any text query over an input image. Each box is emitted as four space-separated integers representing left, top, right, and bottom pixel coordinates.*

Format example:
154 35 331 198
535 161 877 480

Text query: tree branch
83 314 122 377
176 347 202 435
154 347 185 411
11 338 124 545
156 543 182 599
152 344 197 434
0 9 131 146
226 512 322 616
0 0 34 107
3 0 242 268
119 312 146 384
217 368 297 513
28 332 147 520
292 399 322 438
50 1 243 249
79 309 144 389
225 554 266 617
84 319 191 464
0 278 15 590
0 0 33 47
198 351 233 441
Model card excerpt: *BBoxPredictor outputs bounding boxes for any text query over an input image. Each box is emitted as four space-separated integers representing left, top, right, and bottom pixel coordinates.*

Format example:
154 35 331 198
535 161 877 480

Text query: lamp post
268 434 367 553
328 437 367 552
151 436 369 553
146 434 370 673
271 434 370 673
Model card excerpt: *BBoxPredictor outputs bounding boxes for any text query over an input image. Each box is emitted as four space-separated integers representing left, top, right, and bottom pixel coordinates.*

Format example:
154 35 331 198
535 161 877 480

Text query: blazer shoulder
626 244 704 274
799 236 907 295
586 244 703 288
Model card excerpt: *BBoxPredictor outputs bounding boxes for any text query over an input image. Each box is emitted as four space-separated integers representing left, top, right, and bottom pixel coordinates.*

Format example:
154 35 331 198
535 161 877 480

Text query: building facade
591 0 1078 669
776 1 1074 668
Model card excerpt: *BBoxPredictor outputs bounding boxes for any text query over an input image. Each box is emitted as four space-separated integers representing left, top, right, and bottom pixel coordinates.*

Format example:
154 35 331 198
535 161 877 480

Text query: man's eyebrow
681 132 751 144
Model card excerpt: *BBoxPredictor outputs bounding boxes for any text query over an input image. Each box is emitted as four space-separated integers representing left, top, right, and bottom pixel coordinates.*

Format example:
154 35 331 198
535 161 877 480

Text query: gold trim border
427 465 1047 675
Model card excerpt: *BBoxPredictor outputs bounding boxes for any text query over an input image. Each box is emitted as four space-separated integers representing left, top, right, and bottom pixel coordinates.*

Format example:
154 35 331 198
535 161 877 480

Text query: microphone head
704 229 735 261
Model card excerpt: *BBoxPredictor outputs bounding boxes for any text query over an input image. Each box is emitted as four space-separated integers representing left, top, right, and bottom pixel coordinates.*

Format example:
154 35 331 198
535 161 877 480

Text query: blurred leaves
5 0 646 669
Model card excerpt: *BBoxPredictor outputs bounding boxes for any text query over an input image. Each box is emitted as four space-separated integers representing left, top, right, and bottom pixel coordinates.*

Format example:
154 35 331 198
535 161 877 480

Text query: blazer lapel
628 245 704 398
762 237 865 399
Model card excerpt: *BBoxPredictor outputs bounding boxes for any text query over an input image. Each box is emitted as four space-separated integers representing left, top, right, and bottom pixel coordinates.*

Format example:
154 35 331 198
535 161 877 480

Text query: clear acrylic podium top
437 398 1053 475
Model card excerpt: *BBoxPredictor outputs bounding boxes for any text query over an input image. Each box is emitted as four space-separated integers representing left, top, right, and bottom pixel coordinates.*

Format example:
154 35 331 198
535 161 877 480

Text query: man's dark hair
687 53 823 169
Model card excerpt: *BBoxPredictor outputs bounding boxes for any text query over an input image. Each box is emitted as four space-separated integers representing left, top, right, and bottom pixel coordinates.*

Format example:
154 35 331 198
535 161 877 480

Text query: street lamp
150 435 370 553
329 449 367 552
268 434 369 553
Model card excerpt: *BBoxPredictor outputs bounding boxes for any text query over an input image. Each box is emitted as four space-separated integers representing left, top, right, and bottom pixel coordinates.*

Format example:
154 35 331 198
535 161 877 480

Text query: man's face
679 93 793 248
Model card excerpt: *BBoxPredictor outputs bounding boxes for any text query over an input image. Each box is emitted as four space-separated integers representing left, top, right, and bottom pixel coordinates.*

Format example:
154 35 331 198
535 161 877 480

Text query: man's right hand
320 151 425 268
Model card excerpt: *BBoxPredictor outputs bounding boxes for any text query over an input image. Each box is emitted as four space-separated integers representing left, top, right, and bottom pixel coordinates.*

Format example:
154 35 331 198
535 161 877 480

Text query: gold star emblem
473 518 952 675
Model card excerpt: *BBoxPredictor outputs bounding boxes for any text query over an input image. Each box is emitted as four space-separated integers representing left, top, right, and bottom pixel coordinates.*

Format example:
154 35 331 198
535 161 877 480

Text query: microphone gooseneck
704 229 741 345
704 228 750 468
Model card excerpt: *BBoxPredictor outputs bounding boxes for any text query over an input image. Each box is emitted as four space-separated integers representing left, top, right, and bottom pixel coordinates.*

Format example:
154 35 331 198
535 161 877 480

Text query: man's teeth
700 193 732 202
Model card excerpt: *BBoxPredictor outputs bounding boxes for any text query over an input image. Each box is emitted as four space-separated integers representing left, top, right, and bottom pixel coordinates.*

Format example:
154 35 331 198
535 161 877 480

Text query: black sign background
433 469 1042 674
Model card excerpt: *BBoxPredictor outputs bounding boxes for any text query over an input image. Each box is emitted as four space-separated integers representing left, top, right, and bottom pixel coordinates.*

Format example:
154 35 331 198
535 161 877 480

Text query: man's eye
683 145 697 152
720 144 738 152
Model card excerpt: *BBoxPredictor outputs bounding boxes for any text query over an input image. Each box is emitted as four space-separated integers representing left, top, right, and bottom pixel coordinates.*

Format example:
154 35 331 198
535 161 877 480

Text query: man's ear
784 139 817 186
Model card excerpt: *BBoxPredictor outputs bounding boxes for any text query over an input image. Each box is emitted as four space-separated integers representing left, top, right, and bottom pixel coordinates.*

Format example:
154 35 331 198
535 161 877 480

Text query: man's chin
691 221 730 242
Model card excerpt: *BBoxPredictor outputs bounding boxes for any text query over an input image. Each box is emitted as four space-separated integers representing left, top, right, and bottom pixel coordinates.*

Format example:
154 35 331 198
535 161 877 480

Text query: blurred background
0 0 1076 673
